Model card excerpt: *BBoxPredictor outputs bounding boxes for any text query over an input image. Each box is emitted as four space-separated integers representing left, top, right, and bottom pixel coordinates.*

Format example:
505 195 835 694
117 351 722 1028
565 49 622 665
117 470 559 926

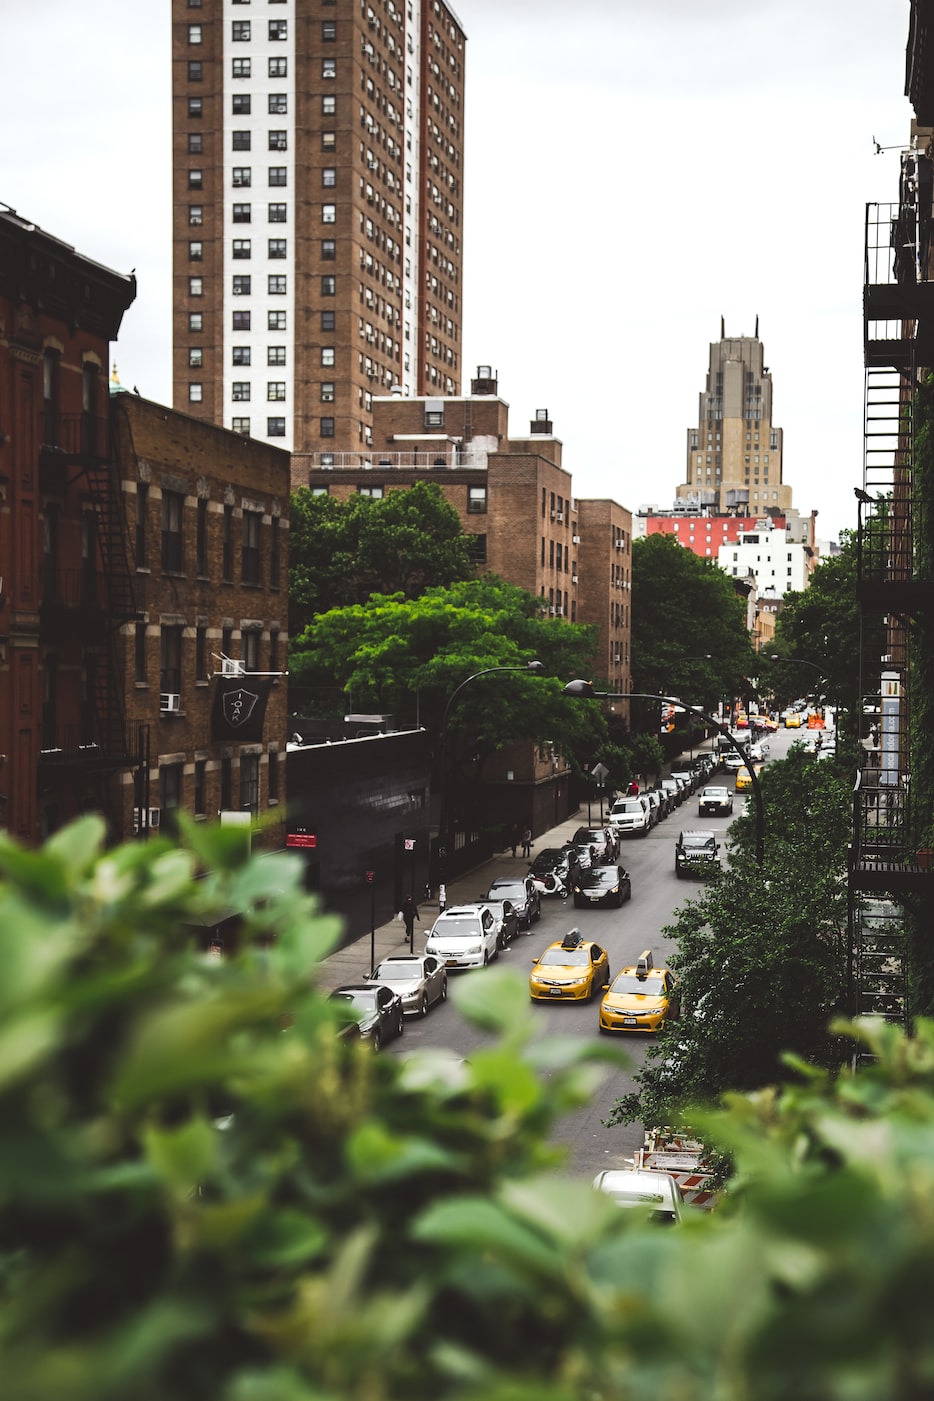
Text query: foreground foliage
4 816 934 1399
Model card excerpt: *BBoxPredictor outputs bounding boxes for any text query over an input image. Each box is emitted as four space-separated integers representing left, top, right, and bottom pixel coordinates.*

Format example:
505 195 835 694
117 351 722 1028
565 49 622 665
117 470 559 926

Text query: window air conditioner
614 655 622 664
572 574 578 584
550 510 556 520
222 658 245 676
556 606 564 616
159 693 181 713
556 511 564 523
133 806 162 832
548 606 556 615
572 534 581 544
149 807 161 828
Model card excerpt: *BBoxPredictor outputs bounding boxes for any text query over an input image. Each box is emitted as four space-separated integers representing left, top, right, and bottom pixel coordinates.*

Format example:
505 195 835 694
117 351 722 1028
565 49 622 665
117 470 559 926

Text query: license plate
445 959 462 967
588 895 602 902
549 987 563 996
624 1017 637 1026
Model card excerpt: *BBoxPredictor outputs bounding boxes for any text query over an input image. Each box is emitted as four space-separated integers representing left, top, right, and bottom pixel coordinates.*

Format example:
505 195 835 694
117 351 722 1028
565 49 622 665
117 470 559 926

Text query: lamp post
563 680 766 866
435 660 544 909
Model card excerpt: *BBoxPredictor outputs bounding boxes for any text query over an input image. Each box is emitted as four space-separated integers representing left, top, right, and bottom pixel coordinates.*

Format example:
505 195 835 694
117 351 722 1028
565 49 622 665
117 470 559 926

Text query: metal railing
297 447 489 471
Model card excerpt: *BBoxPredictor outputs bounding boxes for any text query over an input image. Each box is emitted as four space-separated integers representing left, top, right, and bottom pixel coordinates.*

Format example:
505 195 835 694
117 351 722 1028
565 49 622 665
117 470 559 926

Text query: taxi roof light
636 949 654 980
561 928 584 950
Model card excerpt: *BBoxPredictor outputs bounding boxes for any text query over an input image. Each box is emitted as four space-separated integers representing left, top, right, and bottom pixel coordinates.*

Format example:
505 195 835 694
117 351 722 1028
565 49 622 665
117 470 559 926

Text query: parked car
425 905 499 969
529 928 611 1002
329 984 405 1049
645 787 670 820
659 776 684 809
608 795 651 838
364 954 447 1017
642 789 664 826
486 875 541 929
592 1168 683 1223
674 829 721 879
723 750 745 772
473 897 521 948
529 846 578 894
572 863 632 908
572 825 619 860
698 785 734 817
669 759 699 792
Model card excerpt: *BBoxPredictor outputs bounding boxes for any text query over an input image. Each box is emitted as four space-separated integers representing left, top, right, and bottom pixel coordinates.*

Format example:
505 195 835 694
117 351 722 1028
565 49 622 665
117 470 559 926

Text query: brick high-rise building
171 0 466 457
676 322 792 517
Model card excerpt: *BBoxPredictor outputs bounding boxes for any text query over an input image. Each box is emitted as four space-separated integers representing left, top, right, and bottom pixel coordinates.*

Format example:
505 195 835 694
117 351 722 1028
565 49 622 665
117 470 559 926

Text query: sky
1 0 914 543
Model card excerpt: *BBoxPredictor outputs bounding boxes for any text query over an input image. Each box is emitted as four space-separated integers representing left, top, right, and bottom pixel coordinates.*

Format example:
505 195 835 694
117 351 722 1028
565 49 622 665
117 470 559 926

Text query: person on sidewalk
509 823 519 858
400 894 420 947
521 826 533 858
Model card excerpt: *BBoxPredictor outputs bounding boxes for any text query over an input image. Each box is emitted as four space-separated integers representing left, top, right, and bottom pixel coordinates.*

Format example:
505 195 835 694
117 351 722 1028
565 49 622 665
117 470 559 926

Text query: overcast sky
1 1 913 542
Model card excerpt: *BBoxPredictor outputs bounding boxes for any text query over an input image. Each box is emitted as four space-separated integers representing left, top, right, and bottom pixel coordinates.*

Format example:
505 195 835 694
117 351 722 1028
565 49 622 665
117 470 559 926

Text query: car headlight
467 944 481 955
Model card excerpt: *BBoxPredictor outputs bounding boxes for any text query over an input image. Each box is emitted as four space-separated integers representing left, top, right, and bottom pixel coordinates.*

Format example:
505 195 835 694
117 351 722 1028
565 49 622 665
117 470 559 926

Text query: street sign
404 838 416 850
286 832 317 848
592 762 610 782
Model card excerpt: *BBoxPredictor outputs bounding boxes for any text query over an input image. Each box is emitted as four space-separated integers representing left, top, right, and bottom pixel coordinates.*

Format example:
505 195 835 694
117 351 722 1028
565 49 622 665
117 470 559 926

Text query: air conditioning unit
159 693 181 713
556 606 564 616
149 807 161 828
550 510 556 520
548 606 556 615
556 511 564 523
572 534 581 544
222 658 245 676
572 574 579 584
614 655 622 664
615 540 625 549
133 807 162 833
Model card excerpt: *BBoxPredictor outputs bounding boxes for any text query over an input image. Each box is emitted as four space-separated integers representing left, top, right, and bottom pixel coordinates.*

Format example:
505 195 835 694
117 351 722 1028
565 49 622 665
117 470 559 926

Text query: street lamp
436 660 544 908
563 680 765 866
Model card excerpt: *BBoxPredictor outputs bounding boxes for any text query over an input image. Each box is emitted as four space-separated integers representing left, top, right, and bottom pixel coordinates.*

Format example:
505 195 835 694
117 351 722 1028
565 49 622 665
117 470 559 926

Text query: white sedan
364 953 448 1017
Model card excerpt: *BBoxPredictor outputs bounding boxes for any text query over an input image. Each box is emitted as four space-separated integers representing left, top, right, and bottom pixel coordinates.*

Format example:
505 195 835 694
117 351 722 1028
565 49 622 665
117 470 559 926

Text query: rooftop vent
471 365 498 396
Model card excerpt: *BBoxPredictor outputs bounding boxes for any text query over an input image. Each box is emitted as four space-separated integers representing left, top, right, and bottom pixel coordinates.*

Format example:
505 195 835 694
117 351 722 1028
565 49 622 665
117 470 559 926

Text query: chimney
530 408 552 434
470 365 498 395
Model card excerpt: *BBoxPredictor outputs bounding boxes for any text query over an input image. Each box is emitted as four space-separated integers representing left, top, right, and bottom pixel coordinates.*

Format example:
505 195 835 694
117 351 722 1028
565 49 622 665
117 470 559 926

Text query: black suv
486 875 541 929
674 829 721 879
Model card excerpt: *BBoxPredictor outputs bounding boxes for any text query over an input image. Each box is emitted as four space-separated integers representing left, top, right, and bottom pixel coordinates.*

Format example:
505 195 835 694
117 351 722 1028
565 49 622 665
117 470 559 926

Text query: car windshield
611 974 665 995
682 835 715 850
431 919 481 938
492 883 525 901
331 989 377 1010
544 947 590 966
533 850 565 867
372 962 419 980
583 869 617 886
613 800 643 814
703 788 729 798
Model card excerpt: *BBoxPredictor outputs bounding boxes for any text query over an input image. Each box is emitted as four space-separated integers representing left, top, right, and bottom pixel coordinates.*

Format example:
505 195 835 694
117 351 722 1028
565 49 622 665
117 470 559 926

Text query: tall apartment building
171 0 466 458
676 324 792 517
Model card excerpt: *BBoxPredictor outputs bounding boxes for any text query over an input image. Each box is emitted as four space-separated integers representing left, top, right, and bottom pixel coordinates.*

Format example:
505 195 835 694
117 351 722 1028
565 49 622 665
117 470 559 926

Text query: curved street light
563 680 765 867
436 660 544 909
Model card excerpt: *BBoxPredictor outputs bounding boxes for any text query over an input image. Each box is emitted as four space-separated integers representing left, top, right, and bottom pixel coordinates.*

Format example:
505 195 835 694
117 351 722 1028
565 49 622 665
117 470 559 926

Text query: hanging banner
211 676 274 742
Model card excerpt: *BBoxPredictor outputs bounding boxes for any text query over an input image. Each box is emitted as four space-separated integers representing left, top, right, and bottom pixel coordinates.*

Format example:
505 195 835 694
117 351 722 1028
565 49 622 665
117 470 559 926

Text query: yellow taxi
785 711 802 728
529 929 610 1002
735 763 763 791
599 950 679 1034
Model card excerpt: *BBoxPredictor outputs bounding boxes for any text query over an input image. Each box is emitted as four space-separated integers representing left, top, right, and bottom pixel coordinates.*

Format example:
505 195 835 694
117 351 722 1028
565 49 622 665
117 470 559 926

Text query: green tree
611 747 852 1129
288 482 475 635
631 534 756 721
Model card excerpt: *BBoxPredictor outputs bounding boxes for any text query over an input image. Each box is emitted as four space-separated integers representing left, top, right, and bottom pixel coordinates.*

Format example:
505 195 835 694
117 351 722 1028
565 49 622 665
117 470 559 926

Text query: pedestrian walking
509 822 519 858
400 893 419 947
627 779 640 796
521 826 532 858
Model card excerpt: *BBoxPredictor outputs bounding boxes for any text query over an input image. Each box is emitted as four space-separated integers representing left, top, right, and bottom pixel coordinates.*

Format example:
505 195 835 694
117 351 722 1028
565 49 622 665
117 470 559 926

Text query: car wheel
397 1012 405 1037
372 1028 382 1051
640 825 648 838
419 994 428 1018
533 904 541 924
615 893 622 907
483 951 490 967
440 978 448 1002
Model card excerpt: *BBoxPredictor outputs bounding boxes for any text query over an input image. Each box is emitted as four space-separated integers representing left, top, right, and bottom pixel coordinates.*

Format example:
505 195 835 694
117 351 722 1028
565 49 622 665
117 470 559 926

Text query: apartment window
321 310 335 331
194 759 207 817
322 204 336 223
188 348 203 368
321 275 336 295
268 749 279 803
232 275 251 295
188 170 203 189
267 382 286 402
188 61 202 81
322 20 336 39
189 311 203 332
269 93 287 114
357 485 383 498
322 168 337 187
232 203 251 223
270 519 281 589
242 511 262 585
322 131 336 152
322 58 336 78
268 238 287 258
232 130 251 151
269 56 287 77
161 491 185 573
467 534 487 565
268 130 287 151
232 20 250 40
268 203 287 222
159 765 183 838
188 240 203 260
268 167 287 187
268 309 286 330
232 417 250 435
240 754 260 816
321 239 336 259
232 58 251 78
232 346 251 366
321 346 335 366
188 205 203 225
322 94 336 116
321 381 335 401
232 383 251 401
232 238 251 258
232 167 251 187
134 622 147 684
467 486 487 514
268 275 286 294
136 482 149 566
189 276 203 296
232 310 251 330
269 19 287 39
188 96 203 118
188 133 203 155
320 416 335 437
232 93 251 115
195 498 208 575
267 346 286 365
221 504 234 580
188 24 202 43
267 417 286 436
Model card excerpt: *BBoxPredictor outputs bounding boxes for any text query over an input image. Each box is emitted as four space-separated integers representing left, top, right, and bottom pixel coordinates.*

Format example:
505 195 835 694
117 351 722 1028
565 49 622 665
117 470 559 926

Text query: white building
718 524 812 595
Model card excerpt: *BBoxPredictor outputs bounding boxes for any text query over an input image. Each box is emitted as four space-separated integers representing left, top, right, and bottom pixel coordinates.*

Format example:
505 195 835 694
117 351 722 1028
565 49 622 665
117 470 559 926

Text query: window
232 130 251 151
268 274 286 294
232 58 251 78
232 310 251 330
189 276 203 296
321 310 335 331
232 93 251 115
357 485 383 498
242 511 262 584
467 486 487 514
321 239 336 259
269 19 287 39
268 130 287 150
269 93 287 114
232 167 251 187
268 167 287 187
267 382 286 401
232 20 250 39
267 417 286 436
270 520 281 590
232 203 251 223
159 764 183 836
322 167 337 187
321 346 335 366
240 754 260 816
194 759 207 816
232 417 250 436
232 275 252 294
189 311 203 331
322 204 336 223
322 58 336 78
320 416 335 437
232 346 251 366
268 309 286 330
267 346 286 365
268 749 279 802
268 203 287 222
232 382 251 401
196 498 208 575
322 131 336 151
161 491 184 573
320 381 335 401
322 94 336 116
188 61 202 81
232 238 251 258
188 205 203 225
269 56 287 77
268 238 287 258
134 622 148 684
188 24 202 43
188 170 203 189
321 275 336 295
188 347 203 367
222 504 233 580
135 482 149 568
188 97 202 117
467 534 487 565
188 133 203 154
322 20 336 39
188 240 203 260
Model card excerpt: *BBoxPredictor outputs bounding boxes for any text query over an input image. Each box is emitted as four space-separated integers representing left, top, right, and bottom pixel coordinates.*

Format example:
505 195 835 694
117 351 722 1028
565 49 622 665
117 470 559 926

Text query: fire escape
37 404 142 824
851 143 934 1035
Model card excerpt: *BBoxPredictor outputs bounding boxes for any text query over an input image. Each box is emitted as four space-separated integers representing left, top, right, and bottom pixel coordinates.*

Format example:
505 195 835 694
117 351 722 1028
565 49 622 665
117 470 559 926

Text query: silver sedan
364 953 448 1017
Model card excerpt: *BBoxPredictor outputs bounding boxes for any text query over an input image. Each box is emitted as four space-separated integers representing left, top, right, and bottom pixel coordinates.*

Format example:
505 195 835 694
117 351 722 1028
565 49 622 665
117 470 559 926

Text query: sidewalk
315 809 592 992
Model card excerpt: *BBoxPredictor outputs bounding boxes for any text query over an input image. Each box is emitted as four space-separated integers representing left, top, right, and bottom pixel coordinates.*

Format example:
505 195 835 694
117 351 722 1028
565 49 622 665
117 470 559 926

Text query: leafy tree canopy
288 482 475 634
631 534 756 719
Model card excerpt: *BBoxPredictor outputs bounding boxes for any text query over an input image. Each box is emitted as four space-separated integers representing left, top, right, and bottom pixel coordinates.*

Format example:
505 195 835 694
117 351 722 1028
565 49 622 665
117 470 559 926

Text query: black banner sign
211 677 274 742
